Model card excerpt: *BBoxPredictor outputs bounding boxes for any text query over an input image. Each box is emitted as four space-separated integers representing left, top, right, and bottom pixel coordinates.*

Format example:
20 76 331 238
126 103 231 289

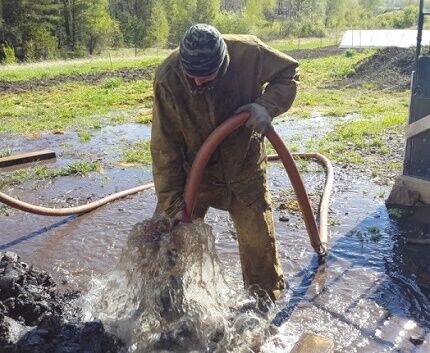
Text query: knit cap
180 24 227 76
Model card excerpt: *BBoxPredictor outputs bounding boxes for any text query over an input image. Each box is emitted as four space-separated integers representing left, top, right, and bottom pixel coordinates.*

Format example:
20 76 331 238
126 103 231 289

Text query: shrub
2 44 17 64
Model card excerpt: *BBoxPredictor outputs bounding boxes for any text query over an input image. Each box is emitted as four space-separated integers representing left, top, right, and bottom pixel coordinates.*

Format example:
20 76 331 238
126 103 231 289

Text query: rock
410 334 425 345
279 215 290 222
290 332 334 353
2 252 19 263
386 179 420 207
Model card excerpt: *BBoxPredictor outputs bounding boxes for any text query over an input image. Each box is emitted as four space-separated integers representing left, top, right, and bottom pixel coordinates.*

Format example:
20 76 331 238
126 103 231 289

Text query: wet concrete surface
1 116 430 352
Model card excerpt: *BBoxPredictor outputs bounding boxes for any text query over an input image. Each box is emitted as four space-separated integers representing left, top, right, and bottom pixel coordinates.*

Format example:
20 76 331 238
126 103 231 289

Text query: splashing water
82 217 281 353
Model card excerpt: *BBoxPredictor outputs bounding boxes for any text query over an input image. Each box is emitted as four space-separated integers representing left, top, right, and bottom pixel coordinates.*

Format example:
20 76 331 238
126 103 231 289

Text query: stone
386 179 420 207
290 332 334 353
410 334 425 345
2 252 19 263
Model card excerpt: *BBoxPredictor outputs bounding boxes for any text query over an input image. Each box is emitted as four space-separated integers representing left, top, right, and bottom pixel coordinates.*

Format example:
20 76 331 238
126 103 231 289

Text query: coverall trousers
194 190 285 301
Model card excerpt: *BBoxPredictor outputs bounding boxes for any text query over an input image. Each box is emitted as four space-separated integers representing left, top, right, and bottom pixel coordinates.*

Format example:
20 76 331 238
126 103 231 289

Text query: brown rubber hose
183 112 333 256
0 183 154 216
0 114 333 256
268 152 334 255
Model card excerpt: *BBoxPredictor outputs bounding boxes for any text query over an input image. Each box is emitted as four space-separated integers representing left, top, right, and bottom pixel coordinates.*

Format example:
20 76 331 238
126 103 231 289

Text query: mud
284 45 344 60
0 251 124 352
338 47 416 90
0 66 157 94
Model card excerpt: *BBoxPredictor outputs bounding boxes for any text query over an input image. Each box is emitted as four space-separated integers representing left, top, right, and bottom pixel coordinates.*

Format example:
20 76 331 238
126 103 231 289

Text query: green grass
78 129 92 143
304 93 408 169
122 140 152 165
282 50 409 172
0 48 410 176
269 36 339 52
0 78 153 133
0 161 101 189
0 56 163 82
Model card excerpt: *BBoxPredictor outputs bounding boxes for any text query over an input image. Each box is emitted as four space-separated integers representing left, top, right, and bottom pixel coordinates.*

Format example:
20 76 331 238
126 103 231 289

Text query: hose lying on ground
0 113 333 256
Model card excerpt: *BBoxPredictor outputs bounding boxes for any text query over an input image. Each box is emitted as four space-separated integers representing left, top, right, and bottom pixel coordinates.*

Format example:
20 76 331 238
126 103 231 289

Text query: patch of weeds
0 147 13 158
345 49 356 58
101 77 122 89
122 140 151 165
93 122 102 129
135 112 152 124
78 129 92 143
0 204 10 216
100 176 111 187
387 207 405 219
367 226 383 242
59 142 72 148
0 161 100 189
375 191 386 199
347 229 366 242
346 227 384 243
329 218 341 226
111 115 127 124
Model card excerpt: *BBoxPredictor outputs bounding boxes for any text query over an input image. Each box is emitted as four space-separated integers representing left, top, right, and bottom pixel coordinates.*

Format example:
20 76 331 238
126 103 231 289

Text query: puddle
1 115 430 352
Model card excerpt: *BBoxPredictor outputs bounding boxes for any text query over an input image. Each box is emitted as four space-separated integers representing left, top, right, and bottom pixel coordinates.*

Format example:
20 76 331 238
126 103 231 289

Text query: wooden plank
406 114 430 139
399 175 430 204
0 150 56 168
290 332 334 353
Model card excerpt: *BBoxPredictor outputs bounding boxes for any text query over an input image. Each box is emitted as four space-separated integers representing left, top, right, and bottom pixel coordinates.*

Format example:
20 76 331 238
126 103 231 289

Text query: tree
194 0 219 24
145 1 169 48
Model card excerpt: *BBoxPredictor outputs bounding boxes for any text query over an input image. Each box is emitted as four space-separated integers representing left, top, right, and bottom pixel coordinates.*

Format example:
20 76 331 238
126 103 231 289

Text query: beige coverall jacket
151 34 299 300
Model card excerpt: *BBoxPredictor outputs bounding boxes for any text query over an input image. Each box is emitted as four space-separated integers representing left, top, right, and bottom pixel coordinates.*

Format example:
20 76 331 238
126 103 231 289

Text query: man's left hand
235 103 272 134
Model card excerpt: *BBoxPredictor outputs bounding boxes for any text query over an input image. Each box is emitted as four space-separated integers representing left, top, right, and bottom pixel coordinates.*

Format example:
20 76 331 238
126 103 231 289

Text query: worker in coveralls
150 24 299 301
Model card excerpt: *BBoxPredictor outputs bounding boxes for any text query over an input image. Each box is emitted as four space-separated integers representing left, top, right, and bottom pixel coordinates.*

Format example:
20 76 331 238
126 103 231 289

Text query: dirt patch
0 66 157 94
284 45 343 60
338 47 415 90
0 251 124 352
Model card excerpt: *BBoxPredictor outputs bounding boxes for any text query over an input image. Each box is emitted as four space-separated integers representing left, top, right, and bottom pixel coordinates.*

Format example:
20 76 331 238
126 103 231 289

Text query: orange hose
0 114 333 256
0 183 154 216
183 113 332 256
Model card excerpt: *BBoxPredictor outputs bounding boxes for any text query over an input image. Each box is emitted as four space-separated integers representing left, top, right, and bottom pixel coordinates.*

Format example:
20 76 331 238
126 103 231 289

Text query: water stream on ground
1 114 430 352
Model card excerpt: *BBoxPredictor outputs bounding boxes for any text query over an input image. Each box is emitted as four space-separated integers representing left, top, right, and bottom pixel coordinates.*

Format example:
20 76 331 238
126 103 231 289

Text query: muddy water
1 116 430 352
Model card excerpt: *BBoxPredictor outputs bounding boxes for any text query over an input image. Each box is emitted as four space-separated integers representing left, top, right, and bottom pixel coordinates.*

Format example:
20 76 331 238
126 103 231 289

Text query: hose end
182 210 192 223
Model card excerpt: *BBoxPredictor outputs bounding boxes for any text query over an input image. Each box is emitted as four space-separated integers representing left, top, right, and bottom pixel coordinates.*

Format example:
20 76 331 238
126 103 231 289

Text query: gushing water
82 217 280 353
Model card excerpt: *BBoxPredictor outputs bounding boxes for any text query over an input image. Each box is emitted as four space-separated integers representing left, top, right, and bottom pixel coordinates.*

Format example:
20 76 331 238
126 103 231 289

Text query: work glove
235 103 272 134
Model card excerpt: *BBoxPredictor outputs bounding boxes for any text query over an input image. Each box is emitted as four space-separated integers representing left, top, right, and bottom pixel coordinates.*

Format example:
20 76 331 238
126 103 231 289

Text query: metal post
416 0 424 66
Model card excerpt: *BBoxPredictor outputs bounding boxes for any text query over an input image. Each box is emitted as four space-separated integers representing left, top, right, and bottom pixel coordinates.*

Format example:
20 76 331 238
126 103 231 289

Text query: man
150 24 299 301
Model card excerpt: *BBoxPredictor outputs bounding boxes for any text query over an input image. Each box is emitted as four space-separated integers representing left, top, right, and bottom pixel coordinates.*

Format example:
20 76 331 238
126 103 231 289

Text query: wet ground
0 66 156 93
1 115 430 352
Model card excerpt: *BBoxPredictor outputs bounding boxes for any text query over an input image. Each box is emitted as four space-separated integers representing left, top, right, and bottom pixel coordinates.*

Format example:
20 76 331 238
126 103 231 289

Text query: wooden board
399 175 430 204
405 114 430 139
0 150 56 168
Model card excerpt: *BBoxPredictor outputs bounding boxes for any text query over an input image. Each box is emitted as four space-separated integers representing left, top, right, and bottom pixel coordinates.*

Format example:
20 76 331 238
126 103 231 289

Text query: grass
0 161 101 189
0 56 163 82
0 78 154 133
78 129 92 143
0 48 410 176
122 140 152 165
269 36 340 52
284 49 409 172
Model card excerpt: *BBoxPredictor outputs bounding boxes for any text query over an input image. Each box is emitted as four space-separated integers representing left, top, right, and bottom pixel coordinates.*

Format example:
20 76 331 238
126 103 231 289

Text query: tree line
0 0 420 63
